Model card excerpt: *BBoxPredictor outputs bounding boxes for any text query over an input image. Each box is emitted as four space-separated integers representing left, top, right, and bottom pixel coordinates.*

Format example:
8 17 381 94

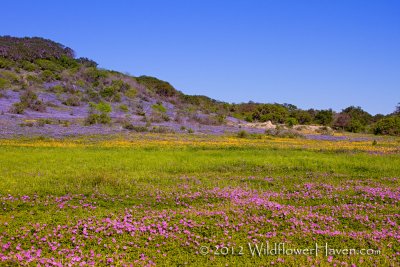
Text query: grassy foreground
0 134 399 266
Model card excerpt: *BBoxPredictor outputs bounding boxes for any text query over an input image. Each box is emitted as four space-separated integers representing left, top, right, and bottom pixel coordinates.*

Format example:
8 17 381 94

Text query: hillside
0 36 398 137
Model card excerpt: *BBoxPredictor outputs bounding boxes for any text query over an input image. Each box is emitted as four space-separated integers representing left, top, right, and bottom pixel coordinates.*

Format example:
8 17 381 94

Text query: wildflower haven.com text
199 242 381 257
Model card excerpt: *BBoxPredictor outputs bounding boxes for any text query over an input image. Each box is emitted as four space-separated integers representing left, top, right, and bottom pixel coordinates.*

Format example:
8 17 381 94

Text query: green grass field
0 136 399 266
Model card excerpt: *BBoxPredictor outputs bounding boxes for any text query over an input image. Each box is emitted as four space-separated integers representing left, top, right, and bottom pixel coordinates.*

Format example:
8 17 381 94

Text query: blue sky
2 0 399 114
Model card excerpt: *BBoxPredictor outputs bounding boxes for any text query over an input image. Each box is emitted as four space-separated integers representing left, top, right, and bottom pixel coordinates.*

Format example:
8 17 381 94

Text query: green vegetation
373 116 400 136
119 104 129 112
85 102 112 125
137 75 178 97
152 102 167 113
10 90 46 113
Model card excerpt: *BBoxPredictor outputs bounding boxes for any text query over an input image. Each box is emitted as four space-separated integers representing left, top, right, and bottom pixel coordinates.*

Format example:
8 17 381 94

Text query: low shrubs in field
85 102 112 125
50 85 65 94
62 95 81 106
150 126 174 133
37 118 52 127
237 130 249 138
10 90 46 114
123 124 148 132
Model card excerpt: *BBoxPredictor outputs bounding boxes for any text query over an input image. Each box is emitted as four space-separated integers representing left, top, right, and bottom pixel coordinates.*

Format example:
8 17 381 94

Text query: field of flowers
0 134 399 266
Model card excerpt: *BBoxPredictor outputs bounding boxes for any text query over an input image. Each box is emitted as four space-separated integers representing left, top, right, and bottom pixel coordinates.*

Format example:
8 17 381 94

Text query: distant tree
374 116 400 136
372 114 385 123
292 110 313 124
76 57 98 68
346 119 364 133
342 106 372 126
252 104 289 123
314 109 333 126
333 113 351 130
283 103 297 112
136 76 178 97
394 103 400 115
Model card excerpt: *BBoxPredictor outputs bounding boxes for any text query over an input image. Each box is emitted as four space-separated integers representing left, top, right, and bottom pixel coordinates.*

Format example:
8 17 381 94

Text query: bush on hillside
136 76 178 97
85 102 112 125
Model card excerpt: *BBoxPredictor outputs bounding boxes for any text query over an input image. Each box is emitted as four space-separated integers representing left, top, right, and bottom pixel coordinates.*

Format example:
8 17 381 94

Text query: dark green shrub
346 119 364 133
10 102 26 114
162 114 170 121
0 70 20 84
94 102 112 113
315 109 334 126
136 76 177 97
40 70 55 81
285 117 298 128
58 55 79 69
30 99 46 112
125 88 137 99
76 57 98 68
342 106 372 126
85 102 112 125
83 67 108 83
123 124 148 132
20 61 38 71
111 80 130 92
10 90 46 112
237 130 249 138
0 78 10 89
292 110 313 124
0 57 14 68
63 95 81 106
150 126 174 133
50 85 65 94
35 59 63 72
373 116 400 136
119 104 129 112
37 119 52 127
100 86 121 101
20 90 37 103
26 75 42 85
152 103 166 113
252 104 289 123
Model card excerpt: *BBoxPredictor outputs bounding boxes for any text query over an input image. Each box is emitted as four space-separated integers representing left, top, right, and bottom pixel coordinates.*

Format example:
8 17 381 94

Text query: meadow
0 134 399 266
